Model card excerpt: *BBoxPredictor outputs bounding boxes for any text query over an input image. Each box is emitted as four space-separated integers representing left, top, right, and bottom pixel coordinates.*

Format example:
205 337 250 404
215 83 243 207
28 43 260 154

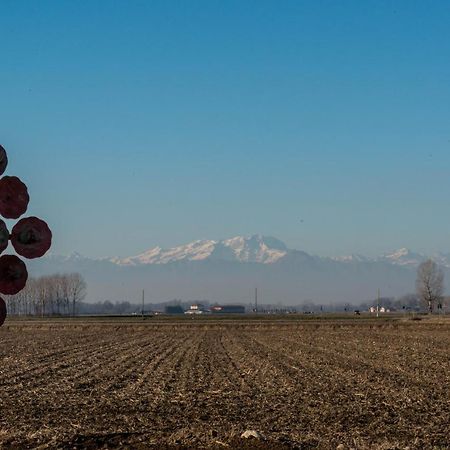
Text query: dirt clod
241 430 265 440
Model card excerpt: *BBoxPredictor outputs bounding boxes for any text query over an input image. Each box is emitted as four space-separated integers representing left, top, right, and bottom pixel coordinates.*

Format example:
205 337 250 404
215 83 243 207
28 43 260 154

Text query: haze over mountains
27 235 450 304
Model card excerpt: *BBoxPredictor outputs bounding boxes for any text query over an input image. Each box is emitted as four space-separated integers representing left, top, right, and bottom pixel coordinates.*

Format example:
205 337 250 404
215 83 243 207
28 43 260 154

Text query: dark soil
0 319 448 449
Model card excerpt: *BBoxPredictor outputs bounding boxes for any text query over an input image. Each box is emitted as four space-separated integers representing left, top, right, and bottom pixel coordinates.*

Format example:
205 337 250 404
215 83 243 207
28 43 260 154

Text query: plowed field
0 319 448 449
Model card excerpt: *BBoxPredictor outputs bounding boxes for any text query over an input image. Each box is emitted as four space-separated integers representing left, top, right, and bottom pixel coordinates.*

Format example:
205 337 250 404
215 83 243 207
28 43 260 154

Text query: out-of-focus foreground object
0 145 52 325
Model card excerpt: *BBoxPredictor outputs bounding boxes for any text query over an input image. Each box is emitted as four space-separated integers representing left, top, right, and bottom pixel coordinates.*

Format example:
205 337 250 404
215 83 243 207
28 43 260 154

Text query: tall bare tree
53 275 65 315
416 259 444 313
67 273 87 316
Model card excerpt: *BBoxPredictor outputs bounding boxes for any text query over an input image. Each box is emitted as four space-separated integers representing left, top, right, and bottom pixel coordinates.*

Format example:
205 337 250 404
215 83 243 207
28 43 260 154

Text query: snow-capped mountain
30 236 450 303
113 235 288 266
116 240 217 265
377 248 427 267
108 237 450 268
331 248 450 268
330 254 370 263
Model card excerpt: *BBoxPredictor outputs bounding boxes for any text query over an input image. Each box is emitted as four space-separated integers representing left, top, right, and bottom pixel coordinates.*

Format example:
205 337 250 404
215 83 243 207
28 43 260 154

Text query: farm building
185 304 209 314
165 305 185 314
210 305 246 314
369 306 390 313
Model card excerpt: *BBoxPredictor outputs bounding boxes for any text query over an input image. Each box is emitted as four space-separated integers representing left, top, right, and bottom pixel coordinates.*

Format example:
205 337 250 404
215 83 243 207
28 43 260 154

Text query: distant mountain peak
222 235 288 263
63 251 87 261
330 254 369 263
112 235 289 266
383 247 412 258
380 248 425 266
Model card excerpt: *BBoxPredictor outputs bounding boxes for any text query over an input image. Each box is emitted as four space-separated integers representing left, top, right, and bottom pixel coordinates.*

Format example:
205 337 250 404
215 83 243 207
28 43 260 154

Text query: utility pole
255 287 258 313
377 288 380 318
142 289 145 319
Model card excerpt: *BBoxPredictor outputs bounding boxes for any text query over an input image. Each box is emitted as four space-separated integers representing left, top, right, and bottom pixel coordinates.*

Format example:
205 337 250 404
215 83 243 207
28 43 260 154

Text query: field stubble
0 318 448 449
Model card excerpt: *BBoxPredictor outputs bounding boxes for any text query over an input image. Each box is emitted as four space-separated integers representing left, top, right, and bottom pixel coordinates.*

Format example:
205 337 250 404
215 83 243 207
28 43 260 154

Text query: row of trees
2 260 444 316
6 273 86 316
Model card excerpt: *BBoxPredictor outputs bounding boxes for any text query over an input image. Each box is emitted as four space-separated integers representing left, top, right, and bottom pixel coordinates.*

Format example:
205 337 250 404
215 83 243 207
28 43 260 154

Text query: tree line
3 260 446 316
6 273 86 316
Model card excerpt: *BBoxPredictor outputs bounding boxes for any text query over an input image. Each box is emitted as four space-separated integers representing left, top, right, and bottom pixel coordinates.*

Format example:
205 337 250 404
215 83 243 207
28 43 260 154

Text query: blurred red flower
0 176 30 219
0 146 7 176
0 255 28 295
0 297 6 326
0 219 9 254
11 217 52 259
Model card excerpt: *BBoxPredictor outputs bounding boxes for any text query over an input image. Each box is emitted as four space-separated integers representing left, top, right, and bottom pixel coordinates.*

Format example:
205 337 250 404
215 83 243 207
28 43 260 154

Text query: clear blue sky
1 0 450 258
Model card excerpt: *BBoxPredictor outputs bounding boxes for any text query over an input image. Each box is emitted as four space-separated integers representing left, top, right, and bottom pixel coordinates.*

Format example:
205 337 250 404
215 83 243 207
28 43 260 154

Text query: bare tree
416 259 444 314
53 275 65 315
59 274 70 314
67 273 87 316
38 276 52 316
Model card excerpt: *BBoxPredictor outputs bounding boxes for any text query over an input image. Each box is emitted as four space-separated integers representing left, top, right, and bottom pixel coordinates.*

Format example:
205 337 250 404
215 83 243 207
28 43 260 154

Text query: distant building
210 305 246 314
185 303 209 314
369 306 390 313
165 305 184 314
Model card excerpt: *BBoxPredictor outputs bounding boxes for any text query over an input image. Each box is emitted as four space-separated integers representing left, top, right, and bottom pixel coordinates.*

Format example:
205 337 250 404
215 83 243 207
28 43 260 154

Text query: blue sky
1 0 450 258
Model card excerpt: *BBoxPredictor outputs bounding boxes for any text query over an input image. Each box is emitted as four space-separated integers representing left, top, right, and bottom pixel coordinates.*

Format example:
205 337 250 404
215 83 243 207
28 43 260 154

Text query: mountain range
103 235 449 268
26 235 450 304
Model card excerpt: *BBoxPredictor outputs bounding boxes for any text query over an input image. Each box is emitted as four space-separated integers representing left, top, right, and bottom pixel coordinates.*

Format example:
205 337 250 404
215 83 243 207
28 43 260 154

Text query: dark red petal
0 255 28 295
0 219 8 254
0 176 30 219
11 217 52 259
0 146 7 177
0 297 6 327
